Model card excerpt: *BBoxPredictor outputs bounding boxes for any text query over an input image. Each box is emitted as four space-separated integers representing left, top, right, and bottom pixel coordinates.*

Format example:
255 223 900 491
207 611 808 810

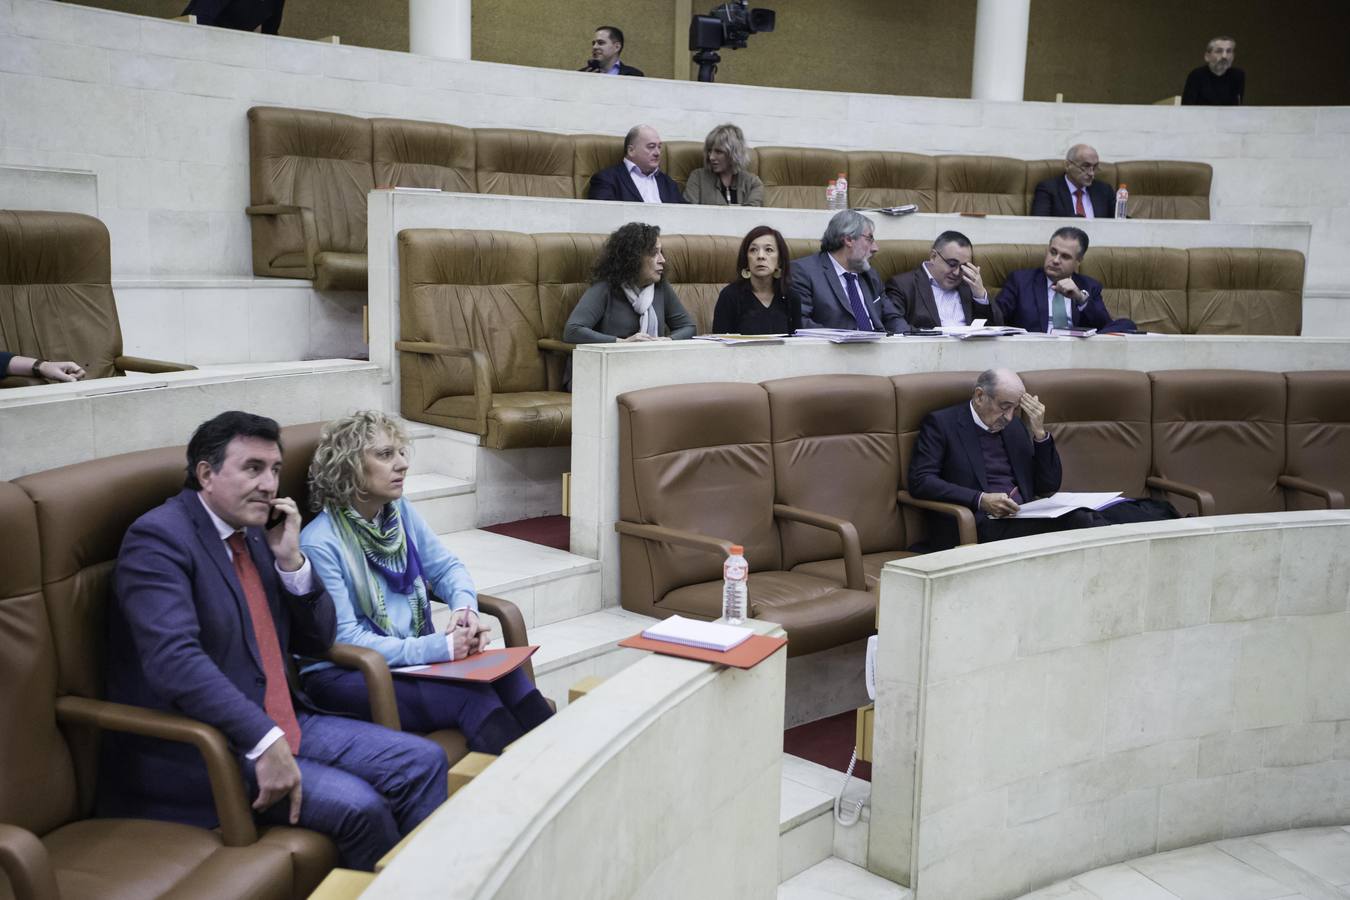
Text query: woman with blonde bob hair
682 123 765 207
299 411 552 753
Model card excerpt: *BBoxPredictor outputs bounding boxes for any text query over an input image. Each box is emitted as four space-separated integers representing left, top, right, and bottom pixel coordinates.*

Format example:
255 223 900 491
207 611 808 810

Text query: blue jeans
248 712 448 870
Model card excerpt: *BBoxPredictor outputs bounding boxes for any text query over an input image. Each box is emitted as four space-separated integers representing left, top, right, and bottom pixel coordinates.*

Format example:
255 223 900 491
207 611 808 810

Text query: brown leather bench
616 369 1347 654
0 211 194 388
245 105 1219 290
397 228 1305 446
0 424 540 897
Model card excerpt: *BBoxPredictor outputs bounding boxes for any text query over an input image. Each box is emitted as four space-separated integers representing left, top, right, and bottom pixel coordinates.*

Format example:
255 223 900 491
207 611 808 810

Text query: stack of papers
693 334 788 345
792 328 886 343
937 325 1027 340
1049 327 1097 338
641 615 753 652
1013 491 1123 518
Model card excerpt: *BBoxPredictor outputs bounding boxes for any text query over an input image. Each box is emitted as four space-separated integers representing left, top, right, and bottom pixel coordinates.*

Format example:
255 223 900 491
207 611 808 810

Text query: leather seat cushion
426 392 571 449
791 550 916 588
846 151 937 211
424 728 470 768
41 819 292 900
312 251 369 292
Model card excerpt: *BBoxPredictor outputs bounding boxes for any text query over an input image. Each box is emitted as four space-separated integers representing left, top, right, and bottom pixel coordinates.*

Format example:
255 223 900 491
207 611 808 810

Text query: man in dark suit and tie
996 227 1115 333
909 369 1104 548
587 125 686 203
789 209 907 333
1030 144 1115 219
101 411 448 871
883 230 1003 330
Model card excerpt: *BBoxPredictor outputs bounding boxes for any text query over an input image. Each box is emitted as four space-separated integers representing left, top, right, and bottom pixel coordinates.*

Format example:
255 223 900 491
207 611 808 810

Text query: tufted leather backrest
475 129 574 198
662 141 708 190
617 383 779 613
536 232 606 389
571 134 625 199
398 229 546 423
248 106 373 255
1186 248 1304 336
765 375 904 567
1081 246 1190 333
372 117 476 192
870 240 931 287
978 243 1049 296
0 210 124 384
935 155 1027 215
1283 371 1350 510
1150 369 1287 515
1114 161 1212 220
1020 369 1153 497
755 146 849 210
661 234 742 334
0 480 80 837
846 151 938 211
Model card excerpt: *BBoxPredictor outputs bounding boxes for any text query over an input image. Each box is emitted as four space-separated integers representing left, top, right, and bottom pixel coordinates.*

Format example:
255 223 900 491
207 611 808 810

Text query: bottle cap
730 544 744 555
838 172 846 178
1119 183 1127 189
828 180 836 186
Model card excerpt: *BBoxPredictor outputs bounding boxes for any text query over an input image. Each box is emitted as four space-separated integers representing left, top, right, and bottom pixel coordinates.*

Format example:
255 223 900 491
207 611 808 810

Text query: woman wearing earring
299 411 553 754
711 225 801 334
683 123 765 207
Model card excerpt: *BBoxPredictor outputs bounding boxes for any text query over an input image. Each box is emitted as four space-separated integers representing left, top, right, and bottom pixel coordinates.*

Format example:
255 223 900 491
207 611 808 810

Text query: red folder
617 633 787 669
392 645 538 683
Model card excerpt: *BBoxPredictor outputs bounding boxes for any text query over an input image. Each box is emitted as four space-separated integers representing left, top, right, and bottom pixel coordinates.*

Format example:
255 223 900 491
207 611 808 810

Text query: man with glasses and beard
1030 144 1115 219
883 230 1002 330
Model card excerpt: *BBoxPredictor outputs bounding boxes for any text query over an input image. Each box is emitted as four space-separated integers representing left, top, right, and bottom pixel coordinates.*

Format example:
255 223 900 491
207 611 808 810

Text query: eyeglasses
932 253 965 270
1069 160 1099 172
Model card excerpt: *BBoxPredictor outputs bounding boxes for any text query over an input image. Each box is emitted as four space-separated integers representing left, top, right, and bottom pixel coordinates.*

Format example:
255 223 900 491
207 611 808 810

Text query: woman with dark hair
563 222 696 345
711 225 801 334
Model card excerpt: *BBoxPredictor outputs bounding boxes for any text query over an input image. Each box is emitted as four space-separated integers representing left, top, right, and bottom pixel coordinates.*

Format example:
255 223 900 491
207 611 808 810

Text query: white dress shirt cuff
275 556 314 595
246 727 286 761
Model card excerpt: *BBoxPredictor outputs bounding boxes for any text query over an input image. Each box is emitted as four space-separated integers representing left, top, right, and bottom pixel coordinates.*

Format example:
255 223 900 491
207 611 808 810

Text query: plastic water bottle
1114 183 1129 219
826 180 838 210
835 171 848 209
722 545 748 625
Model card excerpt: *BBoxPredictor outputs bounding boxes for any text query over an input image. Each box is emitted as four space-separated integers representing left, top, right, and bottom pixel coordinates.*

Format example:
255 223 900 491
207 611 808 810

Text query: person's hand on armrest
253 738 303 824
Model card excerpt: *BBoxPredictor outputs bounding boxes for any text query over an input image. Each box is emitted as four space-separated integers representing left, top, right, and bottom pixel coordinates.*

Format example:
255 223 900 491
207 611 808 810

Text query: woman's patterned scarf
329 502 427 636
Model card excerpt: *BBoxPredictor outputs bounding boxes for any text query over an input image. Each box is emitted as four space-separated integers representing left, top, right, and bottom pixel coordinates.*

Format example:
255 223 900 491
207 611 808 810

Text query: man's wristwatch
30 358 46 379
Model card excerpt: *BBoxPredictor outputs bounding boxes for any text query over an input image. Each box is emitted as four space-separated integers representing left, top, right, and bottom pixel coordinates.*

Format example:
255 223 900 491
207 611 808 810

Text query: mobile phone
265 505 286 530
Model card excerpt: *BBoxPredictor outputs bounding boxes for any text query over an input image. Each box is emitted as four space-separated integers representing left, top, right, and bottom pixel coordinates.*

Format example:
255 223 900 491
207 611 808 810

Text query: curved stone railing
867 511 1350 899
363 619 788 900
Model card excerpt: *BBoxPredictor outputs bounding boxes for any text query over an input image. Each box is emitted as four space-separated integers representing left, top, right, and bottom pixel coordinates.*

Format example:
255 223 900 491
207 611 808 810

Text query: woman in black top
711 225 801 335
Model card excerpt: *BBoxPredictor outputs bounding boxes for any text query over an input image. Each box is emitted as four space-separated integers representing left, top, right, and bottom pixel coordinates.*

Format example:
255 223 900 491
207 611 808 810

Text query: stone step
403 472 476 533
778 858 911 899
782 754 874 871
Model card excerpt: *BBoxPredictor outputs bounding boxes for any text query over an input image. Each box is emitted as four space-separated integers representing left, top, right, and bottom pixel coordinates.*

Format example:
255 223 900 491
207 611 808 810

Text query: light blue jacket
300 497 477 668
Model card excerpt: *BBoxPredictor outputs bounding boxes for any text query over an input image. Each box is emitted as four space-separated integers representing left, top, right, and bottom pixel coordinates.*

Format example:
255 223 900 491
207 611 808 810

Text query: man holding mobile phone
883 230 1004 330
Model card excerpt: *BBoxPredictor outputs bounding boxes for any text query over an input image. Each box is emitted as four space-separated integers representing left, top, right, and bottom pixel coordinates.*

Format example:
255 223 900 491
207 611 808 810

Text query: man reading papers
908 369 1175 549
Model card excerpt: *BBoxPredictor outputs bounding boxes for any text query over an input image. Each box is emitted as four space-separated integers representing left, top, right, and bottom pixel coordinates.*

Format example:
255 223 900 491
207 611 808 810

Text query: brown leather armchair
1080 247 1190 333
764 375 918 588
246 107 374 292
1282 371 1349 510
397 229 570 449
1114 160 1212 220
755 146 849 209
846 151 937 212
616 382 874 657
0 211 193 388
571 134 624 199
372 116 476 192
1186 248 1304 336
660 234 741 335
935 155 1027 215
475 128 574 198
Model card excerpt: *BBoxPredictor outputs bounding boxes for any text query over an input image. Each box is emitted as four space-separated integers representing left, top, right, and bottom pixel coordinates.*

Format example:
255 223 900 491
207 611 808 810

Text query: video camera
689 1 776 82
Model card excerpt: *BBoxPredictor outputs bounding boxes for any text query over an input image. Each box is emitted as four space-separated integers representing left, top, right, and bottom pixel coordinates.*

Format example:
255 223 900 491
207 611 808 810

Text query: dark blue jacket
586 163 686 204
995 267 1111 333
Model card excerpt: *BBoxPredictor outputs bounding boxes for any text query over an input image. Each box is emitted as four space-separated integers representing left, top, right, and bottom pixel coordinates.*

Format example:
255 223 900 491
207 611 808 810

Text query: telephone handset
835 635 877 826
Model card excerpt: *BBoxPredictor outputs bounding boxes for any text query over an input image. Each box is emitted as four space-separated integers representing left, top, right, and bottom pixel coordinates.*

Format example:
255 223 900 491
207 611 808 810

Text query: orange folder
617 633 787 669
392 645 538 683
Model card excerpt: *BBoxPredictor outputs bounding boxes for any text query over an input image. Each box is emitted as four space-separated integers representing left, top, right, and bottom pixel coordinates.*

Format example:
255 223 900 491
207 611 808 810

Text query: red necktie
227 532 302 754
1074 189 1086 216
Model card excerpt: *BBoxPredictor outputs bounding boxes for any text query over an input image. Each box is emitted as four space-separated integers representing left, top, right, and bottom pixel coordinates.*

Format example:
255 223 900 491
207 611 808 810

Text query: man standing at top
1030 144 1115 219
1182 36 1244 105
790 210 908 333
587 125 686 204
581 26 644 76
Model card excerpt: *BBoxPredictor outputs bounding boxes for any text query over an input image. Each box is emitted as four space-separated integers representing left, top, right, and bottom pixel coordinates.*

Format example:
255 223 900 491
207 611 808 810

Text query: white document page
1013 491 1123 519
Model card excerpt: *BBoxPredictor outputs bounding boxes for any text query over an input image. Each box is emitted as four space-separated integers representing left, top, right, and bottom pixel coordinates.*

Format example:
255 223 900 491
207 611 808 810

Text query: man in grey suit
789 210 907 333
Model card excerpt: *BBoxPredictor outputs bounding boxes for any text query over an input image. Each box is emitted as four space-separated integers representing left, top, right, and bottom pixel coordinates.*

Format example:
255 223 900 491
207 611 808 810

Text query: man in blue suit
587 125 686 203
995 227 1114 333
789 209 908 333
101 411 447 870
909 369 1103 549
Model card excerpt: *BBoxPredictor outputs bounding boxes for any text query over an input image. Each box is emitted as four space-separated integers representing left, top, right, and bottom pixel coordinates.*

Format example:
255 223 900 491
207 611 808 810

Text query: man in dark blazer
789 209 907 333
884 230 1003 330
182 0 284 33
1030 144 1115 219
587 125 685 203
580 25 644 76
996 227 1115 333
909 369 1103 548
101 411 447 871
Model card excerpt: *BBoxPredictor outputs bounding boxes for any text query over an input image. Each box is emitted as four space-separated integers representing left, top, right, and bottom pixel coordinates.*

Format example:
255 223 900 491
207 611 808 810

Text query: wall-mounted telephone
835 636 877 826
